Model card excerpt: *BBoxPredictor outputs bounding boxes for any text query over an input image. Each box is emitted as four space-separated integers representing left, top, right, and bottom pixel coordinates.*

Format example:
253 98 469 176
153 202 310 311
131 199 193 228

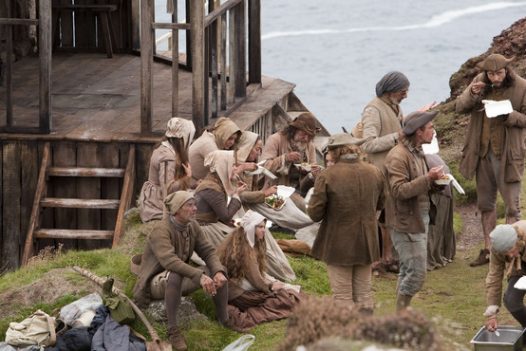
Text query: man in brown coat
456 53 526 266
133 191 232 351
307 133 384 313
385 111 444 311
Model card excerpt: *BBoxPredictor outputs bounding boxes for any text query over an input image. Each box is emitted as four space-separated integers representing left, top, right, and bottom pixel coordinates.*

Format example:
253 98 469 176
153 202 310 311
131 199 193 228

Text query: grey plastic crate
471 325 525 351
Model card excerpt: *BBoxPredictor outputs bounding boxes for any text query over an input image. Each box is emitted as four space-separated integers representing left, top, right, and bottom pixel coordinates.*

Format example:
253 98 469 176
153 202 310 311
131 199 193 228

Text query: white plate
482 99 513 118
514 276 526 290
435 174 453 185
277 185 295 198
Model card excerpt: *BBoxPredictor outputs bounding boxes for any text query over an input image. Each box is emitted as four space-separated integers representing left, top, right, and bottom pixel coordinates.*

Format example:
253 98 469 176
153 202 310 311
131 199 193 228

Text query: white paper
246 165 277 180
277 185 295 198
482 99 513 118
514 276 526 290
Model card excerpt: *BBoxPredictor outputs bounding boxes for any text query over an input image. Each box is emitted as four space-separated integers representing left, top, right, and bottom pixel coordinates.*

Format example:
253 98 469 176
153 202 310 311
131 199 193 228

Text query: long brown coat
133 218 225 307
456 71 526 182
384 142 433 234
307 157 384 266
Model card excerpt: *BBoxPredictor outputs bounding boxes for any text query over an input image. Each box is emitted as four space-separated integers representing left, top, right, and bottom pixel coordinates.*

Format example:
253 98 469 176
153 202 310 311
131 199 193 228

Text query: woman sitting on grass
217 210 301 331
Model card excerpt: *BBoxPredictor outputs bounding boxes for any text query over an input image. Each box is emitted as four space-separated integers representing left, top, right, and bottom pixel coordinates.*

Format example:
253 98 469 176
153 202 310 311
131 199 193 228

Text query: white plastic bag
222 334 255 351
59 293 103 328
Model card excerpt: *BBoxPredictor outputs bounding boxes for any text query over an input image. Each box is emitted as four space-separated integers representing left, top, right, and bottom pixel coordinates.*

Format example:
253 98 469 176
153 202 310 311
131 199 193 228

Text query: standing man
359 71 410 272
456 53 526 266
385 111 444 311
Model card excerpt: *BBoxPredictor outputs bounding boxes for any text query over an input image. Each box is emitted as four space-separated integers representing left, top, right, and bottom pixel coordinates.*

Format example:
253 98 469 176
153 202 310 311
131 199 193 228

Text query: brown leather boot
470 249 490 267
168 327 187 351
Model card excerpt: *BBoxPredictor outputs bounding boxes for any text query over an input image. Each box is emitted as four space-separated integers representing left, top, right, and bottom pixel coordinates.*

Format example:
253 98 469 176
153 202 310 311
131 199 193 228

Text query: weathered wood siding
0 139 154 272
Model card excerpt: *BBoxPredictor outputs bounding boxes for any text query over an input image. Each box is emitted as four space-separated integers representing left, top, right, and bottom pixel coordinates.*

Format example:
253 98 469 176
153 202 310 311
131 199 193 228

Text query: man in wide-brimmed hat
384 110 445 311
261 112 322 210
456 53 526 267
308 133 384 313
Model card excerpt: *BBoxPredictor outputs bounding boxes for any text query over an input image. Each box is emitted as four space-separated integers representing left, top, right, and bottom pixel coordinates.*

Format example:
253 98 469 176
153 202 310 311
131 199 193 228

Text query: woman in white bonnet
137 117 196 222
216 210 300 331
485 220 526 332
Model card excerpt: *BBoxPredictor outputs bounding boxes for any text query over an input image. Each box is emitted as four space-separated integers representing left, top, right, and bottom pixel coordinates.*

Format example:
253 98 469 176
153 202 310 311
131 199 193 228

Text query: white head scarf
236 131 259 162
204 150 236 195
240 210 266 247
165 118 196 149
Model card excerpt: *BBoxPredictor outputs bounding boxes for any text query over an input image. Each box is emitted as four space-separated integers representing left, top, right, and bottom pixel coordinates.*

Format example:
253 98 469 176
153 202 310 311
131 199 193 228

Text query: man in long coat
456 53 526 266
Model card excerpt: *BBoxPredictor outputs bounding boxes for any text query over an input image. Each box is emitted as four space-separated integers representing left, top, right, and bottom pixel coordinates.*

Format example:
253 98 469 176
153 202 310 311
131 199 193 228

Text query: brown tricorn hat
478 53 514 71
289 112 321 136
402 110 438 135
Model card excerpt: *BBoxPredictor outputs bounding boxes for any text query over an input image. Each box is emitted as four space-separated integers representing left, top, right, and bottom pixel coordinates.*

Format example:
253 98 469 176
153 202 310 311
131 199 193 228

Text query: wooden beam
220 14 227 110
39 0 52 133
190 0 205 134
22 142 50 266
171 0 179 116
113 145 135 247
35 229 114 240
234 0 246 98
248 0 261 84
47 167 125 177
5 1 13 126
204 0 242 27
151 22 190 30
140 0 153 133
0 18 39 26
185 0 192 70
41 198 120 209
131 0 140 50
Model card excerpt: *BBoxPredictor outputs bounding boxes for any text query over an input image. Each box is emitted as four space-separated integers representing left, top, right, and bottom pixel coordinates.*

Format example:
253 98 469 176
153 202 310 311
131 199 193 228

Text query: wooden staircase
21 142 136 265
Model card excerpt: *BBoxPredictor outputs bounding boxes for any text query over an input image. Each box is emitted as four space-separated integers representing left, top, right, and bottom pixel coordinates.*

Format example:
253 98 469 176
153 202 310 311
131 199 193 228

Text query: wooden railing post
39 0 52 133
171 0 179 116
190 0 205 135
140 0 153 133
5 1 13 126
248 0 261 84
234 0 246 98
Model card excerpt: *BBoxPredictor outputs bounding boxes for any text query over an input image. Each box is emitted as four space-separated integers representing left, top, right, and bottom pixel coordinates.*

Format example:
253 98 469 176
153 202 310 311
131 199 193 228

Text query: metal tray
471 325 525 351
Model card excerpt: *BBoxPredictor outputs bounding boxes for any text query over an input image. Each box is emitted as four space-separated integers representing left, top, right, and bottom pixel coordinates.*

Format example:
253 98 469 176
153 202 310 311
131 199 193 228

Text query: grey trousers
391 211 430 297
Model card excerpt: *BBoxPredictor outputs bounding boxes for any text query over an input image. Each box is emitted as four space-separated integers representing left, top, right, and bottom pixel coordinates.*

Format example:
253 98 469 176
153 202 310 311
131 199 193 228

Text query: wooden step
47 167 125 178
35 229 114 240
40 198 120 209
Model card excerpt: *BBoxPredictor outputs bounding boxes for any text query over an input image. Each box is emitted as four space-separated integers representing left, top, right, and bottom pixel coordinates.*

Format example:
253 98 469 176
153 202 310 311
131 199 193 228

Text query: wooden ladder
21 142 136 265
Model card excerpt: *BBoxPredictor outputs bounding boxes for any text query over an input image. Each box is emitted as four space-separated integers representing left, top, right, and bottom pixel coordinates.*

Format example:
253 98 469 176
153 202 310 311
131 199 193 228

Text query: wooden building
0 0 329 272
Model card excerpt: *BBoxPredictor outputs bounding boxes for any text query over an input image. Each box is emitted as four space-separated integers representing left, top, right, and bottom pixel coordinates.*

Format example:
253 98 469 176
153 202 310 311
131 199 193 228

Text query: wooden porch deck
0 53 295 142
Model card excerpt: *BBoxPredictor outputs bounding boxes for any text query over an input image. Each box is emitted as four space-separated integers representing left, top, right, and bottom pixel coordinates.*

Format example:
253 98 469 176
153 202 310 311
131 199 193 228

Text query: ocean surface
156 1 526 133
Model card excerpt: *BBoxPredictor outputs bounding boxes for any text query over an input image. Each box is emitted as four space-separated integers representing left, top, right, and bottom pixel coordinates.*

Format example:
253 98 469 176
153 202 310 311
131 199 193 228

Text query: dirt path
456 204 483 253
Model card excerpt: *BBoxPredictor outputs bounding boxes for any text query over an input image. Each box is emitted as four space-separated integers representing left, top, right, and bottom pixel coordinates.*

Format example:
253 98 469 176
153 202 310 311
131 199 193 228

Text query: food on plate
265 194 286 210
435 174 452 185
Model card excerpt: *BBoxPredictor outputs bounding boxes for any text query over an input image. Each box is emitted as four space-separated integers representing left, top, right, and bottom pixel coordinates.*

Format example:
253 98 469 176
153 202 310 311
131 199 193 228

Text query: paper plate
435 174 453 185
277 185 295 198
483 99 513 118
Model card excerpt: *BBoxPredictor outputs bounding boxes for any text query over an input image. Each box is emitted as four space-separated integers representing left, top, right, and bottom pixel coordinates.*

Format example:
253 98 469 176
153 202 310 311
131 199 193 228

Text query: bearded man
456 53 526 267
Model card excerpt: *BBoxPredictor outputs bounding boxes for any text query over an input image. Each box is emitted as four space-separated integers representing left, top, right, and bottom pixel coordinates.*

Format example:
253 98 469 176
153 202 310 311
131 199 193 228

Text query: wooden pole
140 0 153 133
190 0 205 135
131 0 140 50
248 0 261 84
234 0 246 98
171 0 179 116
185 0 192 70
5 1 13 126
39 0 52 132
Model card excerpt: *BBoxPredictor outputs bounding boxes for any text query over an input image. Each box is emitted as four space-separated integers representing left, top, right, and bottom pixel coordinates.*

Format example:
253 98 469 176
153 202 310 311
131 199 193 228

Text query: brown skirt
226 289 300 330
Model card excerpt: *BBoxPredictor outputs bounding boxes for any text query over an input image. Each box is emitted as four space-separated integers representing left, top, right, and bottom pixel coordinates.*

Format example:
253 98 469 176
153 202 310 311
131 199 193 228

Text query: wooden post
39 0 52 133
5 1 13 126
190 0 205 134
228 7 236 105
210 0 218 119
248 0 261 84
171 0 179 116
131 0 140 50
140 0 153 133
185 0 192 70
220 14 227 110
234 0 246 98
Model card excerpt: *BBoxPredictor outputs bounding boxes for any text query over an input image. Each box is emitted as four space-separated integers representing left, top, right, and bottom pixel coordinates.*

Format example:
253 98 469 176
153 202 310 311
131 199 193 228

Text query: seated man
484 220 526 332
133 191 238 351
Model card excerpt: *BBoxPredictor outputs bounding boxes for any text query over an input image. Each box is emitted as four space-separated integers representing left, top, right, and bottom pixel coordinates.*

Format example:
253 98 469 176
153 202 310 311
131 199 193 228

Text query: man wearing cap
308 133 384 312
133 191 236 350
456 53 526 267
385 110 445 311
261 112 322 210
484 220 526 331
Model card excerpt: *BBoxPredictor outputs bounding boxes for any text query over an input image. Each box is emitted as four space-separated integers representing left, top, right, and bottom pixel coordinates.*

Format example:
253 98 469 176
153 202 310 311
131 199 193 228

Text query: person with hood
137 117 196 222
307 133 384 313
384 110 444 311
216 210 300 331
189 117 242 181
456 53 526 267
194 150 296 282
133 191 237 351
261 112 322 210
484 221 526 332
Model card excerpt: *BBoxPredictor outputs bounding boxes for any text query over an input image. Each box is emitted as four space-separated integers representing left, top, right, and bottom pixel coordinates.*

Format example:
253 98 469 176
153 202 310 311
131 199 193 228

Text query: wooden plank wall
53 0 131 51
0 140 153 272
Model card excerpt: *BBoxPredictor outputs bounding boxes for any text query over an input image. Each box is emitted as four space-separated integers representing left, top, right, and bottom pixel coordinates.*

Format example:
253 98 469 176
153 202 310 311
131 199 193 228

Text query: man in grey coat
385 111 444 311
456 53 526 266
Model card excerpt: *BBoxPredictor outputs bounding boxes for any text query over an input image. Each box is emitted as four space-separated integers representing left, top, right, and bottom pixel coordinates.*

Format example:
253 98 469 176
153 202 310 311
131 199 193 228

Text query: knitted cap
490 224 517 253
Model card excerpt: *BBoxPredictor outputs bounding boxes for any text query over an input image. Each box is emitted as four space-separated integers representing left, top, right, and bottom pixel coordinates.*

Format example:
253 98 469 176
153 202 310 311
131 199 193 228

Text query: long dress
137 143 189 222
